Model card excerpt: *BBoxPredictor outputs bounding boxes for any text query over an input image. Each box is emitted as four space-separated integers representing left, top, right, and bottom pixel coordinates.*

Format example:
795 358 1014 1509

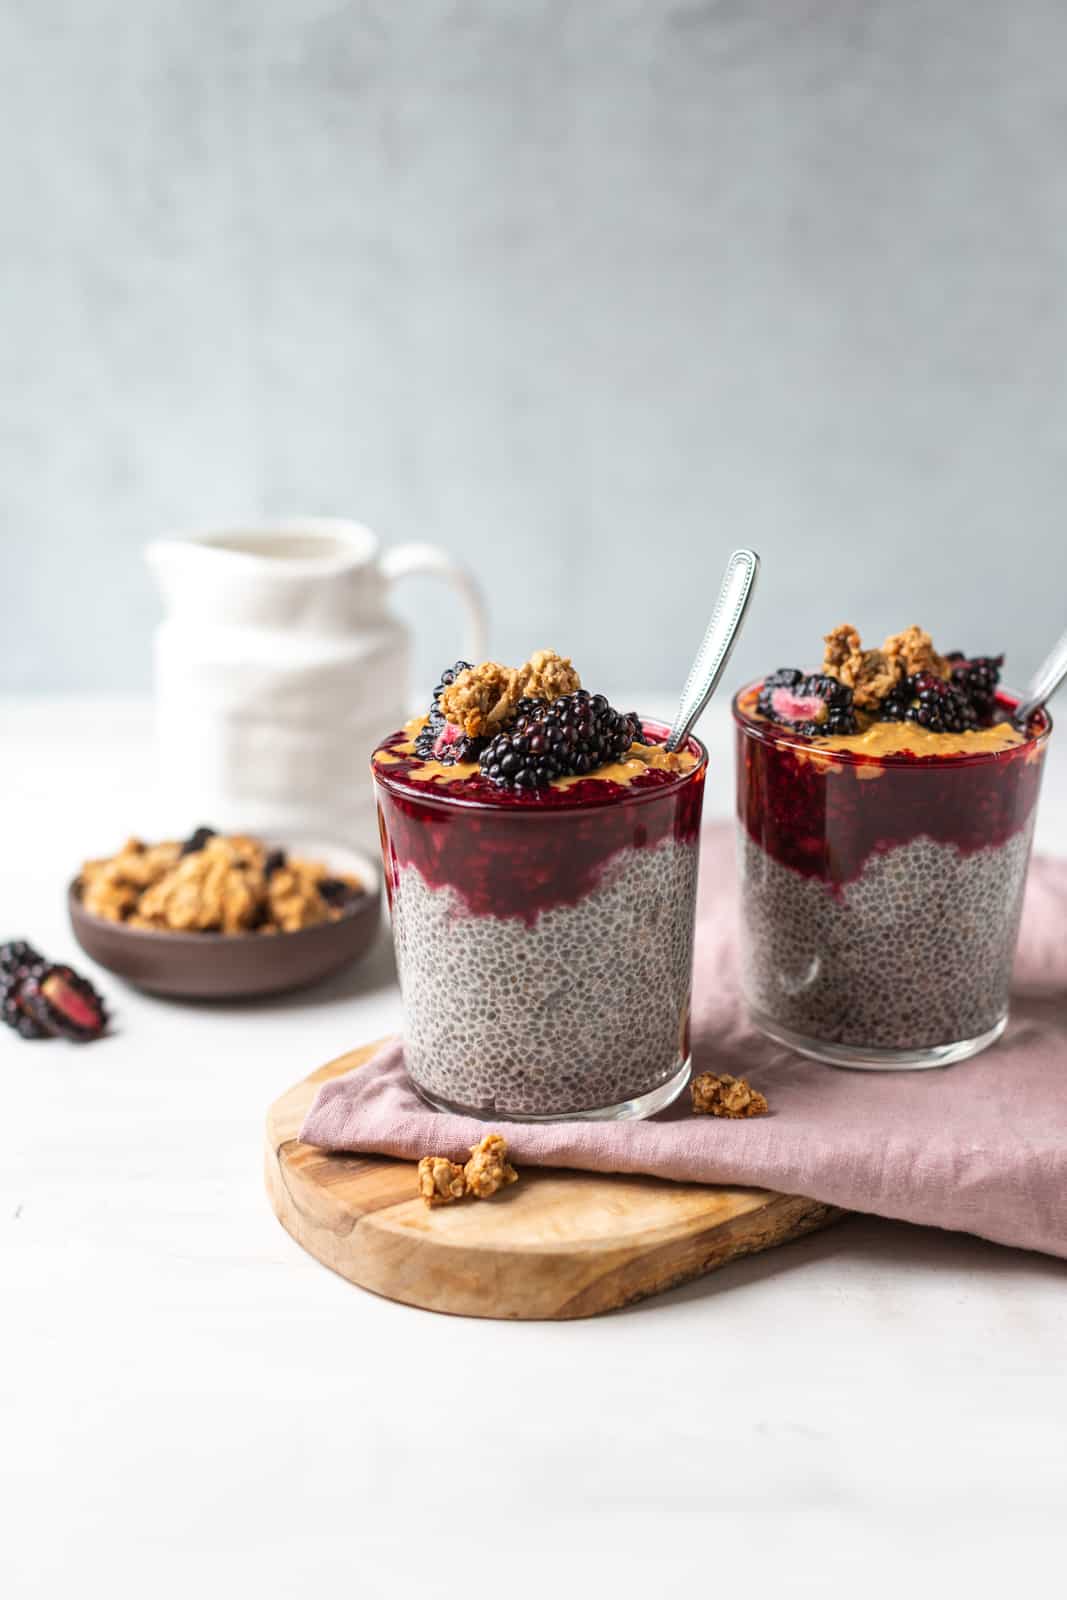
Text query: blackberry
1 964 50 1039
512 696 548 720
757 668 804 707
318 877 356 909
0 940 43 977
413 659 486 765
480 691 641 789
180 826 216 857
757 670 857 736
878 684 911 722
19 964 108 1043
881 672 976 733
946 652 1004 726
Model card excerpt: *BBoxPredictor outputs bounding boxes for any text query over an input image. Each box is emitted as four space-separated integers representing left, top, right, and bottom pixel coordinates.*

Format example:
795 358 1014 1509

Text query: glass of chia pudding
372 650 707 1120
734 624 1051 1069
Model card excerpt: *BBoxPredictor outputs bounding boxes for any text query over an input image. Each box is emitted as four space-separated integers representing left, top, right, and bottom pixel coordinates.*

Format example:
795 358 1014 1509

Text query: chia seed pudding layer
390 835 699 1117
739 825 1036 1051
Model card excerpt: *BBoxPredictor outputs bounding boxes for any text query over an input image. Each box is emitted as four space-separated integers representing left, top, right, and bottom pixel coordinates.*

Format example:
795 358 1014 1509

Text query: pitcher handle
381 543 489 661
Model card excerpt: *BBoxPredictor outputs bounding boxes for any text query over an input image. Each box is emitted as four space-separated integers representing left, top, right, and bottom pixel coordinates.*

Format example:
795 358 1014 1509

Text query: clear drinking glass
373 720 707 1119
732 685 1051 1069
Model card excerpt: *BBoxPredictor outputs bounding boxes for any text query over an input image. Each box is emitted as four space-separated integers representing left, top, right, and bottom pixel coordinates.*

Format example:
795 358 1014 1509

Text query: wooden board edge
555 1194 846 1318
265 1122 845 1320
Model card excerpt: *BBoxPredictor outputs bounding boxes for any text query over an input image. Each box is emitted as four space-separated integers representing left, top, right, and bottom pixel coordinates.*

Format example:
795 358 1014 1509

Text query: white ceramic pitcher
146 519 488 851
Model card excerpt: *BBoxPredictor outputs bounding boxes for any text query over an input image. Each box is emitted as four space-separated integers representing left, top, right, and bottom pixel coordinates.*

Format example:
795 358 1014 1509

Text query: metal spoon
666 548 761 751
1014 625 1067 729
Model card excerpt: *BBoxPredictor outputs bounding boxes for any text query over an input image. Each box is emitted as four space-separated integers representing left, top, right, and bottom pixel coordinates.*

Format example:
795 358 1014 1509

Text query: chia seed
390 836 699 1117
738 824 1037 1054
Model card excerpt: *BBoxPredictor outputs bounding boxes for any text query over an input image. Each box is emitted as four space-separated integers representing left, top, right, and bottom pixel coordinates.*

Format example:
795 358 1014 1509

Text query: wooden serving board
264 1044 844 1320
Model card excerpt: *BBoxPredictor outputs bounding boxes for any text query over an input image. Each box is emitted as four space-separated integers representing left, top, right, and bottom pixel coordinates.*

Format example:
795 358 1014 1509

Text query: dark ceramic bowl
68 841 381 1000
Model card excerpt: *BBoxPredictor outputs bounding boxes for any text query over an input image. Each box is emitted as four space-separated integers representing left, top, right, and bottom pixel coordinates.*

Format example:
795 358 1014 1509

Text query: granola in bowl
78 827 366 937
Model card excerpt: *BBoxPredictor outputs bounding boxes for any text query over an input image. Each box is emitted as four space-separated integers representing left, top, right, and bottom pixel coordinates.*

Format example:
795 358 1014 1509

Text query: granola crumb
439 661 520 737
881 625 950 681
463 1133 519 1198
417 1155 467 1206
690 1072 769 1118
516 648 581 704
823 623 951 707
822 624 903 709
438 650 581 737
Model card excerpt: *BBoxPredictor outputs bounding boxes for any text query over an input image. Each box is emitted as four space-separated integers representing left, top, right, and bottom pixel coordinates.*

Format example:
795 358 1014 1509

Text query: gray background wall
2 0 1066 701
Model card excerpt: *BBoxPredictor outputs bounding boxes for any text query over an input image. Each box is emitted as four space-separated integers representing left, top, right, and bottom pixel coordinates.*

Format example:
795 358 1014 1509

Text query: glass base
413 1055 693 1123
749 1008 1008 1071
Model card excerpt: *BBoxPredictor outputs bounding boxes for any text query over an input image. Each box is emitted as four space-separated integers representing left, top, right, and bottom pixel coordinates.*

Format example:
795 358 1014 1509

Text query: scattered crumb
417 1155 467 1206
439 650 581 736
690 1072 769 1119
416 1134 519 1207
463 1133 519 1199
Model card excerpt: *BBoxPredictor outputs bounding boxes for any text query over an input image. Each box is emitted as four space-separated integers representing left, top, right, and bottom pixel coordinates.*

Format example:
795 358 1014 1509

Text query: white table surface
4 695 1067 1598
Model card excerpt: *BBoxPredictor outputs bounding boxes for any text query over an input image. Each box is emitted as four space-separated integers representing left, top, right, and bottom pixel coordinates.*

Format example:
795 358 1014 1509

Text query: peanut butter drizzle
377 728 697 791
375 720 422 762
406 756 480 784
552 742 697 789
816 719 1023 758
741 690 1023 759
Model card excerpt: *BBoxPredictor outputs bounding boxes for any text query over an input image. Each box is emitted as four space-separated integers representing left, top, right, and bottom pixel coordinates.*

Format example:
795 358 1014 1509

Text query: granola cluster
439 649 580 737
822 623 949 709
417 1133 519 1206
519 648 581 704
690 1072 769 1118
417 1156 467 1205
79 830 363 935
440 661 519 737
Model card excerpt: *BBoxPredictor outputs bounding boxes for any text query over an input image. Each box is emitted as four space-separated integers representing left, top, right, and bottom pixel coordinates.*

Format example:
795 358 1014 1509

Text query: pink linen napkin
301 824 1067 1259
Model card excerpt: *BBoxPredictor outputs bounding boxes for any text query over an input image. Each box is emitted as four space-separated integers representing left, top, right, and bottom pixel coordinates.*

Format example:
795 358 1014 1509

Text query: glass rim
731 679 1053 768
371 715 709 814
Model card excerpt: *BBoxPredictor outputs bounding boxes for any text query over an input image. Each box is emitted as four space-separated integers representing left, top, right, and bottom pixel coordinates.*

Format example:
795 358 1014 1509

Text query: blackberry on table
480 690 642 789
0 940 43 977
19 964 108 1043
1 940 109 1046
757 670 858 736
1 968 50 1039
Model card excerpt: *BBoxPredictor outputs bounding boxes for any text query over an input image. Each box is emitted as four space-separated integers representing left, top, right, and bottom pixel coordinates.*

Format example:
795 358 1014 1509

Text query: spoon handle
1015 625 1067 728
666 549 761 751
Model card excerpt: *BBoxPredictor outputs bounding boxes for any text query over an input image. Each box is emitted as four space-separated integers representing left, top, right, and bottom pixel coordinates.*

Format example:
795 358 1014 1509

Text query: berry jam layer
390 835 698 1117
738 824 1035 1052
373 719 705 922
734 686 1049 889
